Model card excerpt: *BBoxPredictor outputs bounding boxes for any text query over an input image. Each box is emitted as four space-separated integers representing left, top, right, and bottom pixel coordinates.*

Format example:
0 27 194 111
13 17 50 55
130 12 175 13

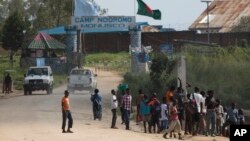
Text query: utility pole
201 0 212 44
76 27 82 68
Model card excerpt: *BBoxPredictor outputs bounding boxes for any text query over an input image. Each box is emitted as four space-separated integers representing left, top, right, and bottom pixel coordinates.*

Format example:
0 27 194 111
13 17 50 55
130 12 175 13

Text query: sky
94 0 207 30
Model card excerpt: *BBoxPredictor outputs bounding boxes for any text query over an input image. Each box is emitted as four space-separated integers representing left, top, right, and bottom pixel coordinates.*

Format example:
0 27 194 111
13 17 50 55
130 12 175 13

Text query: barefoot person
61 90 73 133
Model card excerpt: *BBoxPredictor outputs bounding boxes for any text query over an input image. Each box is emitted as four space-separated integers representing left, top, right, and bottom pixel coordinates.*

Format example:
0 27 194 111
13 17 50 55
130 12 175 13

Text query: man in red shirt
61 90 73 133
163 99 183 140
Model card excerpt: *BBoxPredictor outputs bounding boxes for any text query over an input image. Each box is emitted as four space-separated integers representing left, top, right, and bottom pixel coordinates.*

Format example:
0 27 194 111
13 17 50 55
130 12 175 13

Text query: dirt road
0 71 228 141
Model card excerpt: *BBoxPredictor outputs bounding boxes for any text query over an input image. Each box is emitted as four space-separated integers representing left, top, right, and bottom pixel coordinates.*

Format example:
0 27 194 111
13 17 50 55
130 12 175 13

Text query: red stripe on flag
145 5 153 14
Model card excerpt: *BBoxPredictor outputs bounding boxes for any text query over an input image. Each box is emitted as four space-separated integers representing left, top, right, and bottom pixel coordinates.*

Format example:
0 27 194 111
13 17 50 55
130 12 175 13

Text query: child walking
162 99 183 140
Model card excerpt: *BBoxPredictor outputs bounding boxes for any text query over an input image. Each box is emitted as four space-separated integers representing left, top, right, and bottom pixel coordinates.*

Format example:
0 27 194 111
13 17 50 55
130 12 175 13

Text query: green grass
84 52 131 74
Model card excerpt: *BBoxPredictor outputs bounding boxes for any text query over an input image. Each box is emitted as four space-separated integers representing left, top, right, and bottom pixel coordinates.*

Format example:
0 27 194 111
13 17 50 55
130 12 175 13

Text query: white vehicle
23 66 53 95
67 68 97 93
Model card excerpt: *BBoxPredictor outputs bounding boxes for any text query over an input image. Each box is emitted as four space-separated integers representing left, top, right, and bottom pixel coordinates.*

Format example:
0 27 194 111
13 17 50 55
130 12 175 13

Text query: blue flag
74 0 98 16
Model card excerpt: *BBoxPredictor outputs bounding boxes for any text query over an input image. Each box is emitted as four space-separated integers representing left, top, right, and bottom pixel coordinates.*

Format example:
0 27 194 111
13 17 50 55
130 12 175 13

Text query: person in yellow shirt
61 90 73 133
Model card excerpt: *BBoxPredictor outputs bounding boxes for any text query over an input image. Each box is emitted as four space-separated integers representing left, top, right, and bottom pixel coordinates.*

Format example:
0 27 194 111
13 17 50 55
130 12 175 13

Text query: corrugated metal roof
189 0 250 32
27 32 67 50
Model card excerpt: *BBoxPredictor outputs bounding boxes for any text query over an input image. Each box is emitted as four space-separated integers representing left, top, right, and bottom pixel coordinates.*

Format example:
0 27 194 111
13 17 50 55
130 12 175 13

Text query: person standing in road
148 93 161 133
190 87 203 136
135 89 144 125
162 99 183 140
61 90 73 133
215 99 224 136
110 89 118 129
4 73 12 94
222 102 238 135
91 89 102 120
117 90 125 124
159 97 168 132
205 90 217 137
121 88 132 130
140 95 151 133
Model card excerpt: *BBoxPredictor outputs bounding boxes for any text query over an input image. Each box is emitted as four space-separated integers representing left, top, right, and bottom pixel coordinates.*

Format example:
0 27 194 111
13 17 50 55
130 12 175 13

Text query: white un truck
23 66 54 95
67 68 97 94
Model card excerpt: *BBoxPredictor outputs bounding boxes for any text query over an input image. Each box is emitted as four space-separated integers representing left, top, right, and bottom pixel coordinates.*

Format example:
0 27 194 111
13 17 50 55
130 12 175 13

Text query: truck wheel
50 86 53 94
67 86 74 94
69 89 74 94
47 86 51 94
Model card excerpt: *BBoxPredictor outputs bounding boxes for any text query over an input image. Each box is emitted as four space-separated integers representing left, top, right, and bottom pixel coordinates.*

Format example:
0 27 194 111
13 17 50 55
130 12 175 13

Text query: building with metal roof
189 0 250 33
27 32 66 50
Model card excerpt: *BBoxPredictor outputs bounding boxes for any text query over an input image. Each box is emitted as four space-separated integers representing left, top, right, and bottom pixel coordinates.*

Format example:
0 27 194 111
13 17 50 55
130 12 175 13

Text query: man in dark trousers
122 88 132 130
4 73 12 94
110 89 118 129
61 90 73 133
91 89 102 120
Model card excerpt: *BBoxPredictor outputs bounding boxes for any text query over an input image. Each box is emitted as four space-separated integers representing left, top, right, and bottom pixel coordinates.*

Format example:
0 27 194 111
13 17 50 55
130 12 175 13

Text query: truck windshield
27 68 48 76
71 70 91 75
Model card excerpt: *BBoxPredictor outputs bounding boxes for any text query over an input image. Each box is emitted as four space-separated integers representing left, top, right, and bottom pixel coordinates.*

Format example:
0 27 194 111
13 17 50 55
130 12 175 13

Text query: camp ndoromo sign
71 16 136 31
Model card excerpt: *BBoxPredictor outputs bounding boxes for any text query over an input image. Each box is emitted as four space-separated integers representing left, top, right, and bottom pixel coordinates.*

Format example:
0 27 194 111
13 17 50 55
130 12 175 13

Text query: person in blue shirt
140 95 151 133
91 89 102 120
222 102 238 135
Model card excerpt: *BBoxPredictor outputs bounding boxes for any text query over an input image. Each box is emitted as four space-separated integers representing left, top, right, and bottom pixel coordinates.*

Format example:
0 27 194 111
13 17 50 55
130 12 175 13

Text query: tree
0 0 107 33
149 53 176 95
1 11 26 66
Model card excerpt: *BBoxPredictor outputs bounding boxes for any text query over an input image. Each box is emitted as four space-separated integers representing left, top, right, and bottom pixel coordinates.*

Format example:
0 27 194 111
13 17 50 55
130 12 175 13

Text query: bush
239 39 248 48
123 52 177 103
123 72 152 103
183 45 250 109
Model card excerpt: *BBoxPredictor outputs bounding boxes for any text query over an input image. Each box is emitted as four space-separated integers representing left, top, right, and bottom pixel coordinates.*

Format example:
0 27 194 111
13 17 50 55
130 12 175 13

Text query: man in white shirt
190 87 203 135
160 97 168 131
111 89 118 129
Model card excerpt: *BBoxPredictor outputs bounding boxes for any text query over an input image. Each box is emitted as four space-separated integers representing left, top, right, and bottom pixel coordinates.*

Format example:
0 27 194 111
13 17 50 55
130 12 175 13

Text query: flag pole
72 0 74 16
134 0 136 22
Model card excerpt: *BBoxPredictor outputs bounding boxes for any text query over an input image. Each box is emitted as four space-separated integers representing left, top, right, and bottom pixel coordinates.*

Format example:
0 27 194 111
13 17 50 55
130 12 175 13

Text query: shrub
183 45 250 109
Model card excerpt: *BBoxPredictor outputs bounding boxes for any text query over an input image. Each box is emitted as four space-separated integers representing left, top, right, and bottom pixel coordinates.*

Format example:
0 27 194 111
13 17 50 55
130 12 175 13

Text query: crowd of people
61 83 246 140
113 83 246 140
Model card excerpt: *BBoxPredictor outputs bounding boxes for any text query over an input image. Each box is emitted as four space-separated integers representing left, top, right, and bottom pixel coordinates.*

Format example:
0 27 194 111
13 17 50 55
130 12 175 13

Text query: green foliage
84 52 177 99
150 52 177 95
85 52 130 62
1 12 26 51
84 52 130 73
183 45 250 109
123 72 152 103
239 39 248 48
122 52 177 101
0 0 107 34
